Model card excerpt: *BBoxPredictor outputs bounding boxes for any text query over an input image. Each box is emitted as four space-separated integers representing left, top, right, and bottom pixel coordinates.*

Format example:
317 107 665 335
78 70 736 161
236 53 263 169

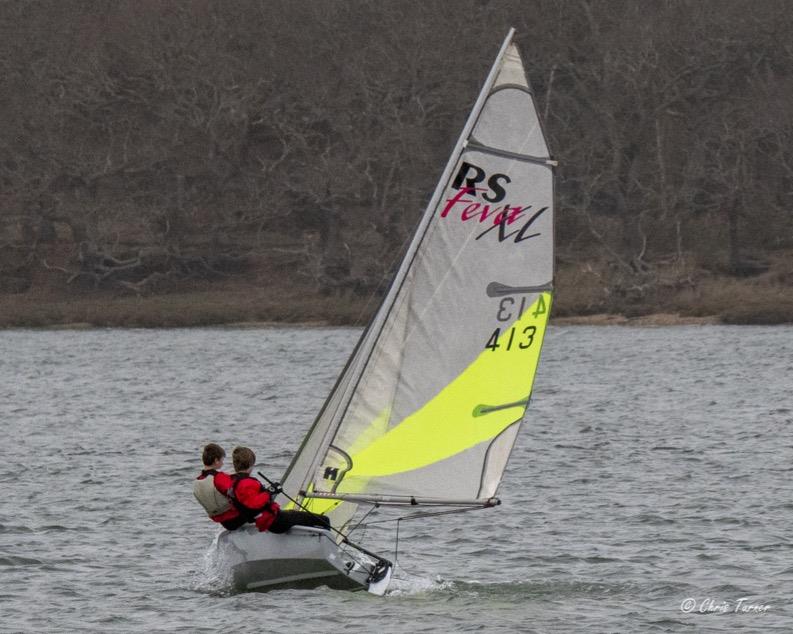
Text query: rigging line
394 517 401 572
346 502 380 538
390 516 424 581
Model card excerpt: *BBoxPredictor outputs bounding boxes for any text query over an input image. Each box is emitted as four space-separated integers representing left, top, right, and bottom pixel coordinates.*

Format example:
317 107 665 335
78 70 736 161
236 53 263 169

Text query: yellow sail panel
339 293 551 482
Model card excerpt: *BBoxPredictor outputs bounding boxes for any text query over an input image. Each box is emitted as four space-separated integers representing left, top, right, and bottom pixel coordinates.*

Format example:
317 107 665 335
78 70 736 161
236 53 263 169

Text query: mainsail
280 29 555 533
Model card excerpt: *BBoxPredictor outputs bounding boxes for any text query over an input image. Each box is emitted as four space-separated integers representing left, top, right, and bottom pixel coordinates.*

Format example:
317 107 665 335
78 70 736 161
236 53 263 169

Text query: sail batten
279 29 554 533
465 140 557 165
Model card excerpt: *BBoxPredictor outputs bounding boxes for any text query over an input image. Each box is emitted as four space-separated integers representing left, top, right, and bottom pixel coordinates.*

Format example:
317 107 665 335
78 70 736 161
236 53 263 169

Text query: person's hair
202 443 225 466
232 446 256 472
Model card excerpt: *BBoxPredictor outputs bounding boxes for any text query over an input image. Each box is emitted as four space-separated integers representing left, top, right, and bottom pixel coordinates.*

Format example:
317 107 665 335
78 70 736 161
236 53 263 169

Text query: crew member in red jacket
229 446 330 533
193 443 241 529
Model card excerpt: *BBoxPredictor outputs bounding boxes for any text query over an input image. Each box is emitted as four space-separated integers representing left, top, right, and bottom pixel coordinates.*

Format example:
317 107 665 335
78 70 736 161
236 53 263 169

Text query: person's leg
268 510 330 534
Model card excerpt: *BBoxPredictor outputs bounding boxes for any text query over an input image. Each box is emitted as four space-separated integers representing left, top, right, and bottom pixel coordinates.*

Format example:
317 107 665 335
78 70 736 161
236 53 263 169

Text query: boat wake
386 574 630 601
386 572 455 596
191 538 234 596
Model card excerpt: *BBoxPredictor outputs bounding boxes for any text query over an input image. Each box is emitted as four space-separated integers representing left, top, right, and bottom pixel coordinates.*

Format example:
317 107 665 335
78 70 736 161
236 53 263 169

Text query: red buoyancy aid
227 474 280 532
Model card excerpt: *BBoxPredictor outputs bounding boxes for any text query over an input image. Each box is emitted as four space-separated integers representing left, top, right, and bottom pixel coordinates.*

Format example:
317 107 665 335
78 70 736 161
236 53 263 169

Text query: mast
292 30 520 500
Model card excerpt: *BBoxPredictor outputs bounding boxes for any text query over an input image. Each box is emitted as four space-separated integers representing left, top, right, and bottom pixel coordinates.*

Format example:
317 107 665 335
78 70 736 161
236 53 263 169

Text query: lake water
1 325 791 632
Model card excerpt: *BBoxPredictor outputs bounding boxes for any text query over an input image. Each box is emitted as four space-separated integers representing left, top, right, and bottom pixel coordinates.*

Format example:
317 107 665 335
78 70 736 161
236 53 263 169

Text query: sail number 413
485 326 536 351
486 293 546 352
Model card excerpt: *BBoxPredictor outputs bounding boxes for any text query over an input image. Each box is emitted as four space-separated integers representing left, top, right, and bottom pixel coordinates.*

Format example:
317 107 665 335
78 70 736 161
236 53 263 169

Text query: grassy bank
1 268 792 329
0 284 376 329
551 256 793 326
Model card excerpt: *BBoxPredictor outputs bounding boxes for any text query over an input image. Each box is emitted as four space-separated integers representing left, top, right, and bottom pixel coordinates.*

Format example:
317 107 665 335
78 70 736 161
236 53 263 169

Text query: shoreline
550 313 721 326
0 313 735 330
1 280 791 329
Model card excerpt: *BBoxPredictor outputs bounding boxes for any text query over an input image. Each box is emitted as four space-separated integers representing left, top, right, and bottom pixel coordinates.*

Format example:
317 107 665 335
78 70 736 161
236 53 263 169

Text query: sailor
228 446 331 533
193 443 241 529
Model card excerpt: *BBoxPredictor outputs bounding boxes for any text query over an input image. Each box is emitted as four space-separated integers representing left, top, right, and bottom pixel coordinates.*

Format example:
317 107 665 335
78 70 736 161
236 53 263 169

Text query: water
1 325 791 632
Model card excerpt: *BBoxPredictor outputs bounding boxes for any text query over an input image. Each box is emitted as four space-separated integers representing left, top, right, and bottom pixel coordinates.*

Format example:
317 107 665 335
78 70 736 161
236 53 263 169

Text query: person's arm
213 471 232 494
235 478 273 510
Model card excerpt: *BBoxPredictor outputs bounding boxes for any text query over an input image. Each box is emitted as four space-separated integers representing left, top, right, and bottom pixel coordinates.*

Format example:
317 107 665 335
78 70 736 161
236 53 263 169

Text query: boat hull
216 525 385 593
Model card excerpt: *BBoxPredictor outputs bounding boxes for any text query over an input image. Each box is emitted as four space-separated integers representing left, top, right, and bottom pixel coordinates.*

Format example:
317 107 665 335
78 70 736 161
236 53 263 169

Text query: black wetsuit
268 510 331 534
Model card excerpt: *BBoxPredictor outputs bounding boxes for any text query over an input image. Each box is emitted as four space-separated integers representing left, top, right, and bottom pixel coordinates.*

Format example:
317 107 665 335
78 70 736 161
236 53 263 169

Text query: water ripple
1 326 791 632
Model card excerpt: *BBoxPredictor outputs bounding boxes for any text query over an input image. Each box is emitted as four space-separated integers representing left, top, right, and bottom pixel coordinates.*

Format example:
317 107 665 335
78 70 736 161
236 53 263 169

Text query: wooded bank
2 1 792 327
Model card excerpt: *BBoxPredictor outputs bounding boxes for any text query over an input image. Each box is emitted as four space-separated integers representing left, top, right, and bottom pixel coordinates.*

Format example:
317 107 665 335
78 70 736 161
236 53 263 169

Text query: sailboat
216 28 556 595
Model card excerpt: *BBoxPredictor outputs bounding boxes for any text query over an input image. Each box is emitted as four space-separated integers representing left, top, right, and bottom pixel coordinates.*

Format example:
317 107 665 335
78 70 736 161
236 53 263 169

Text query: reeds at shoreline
2 272 791 328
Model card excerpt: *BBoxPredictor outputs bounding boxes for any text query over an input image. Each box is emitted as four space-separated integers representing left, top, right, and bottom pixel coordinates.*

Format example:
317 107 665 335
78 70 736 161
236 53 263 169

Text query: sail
280 30 554 530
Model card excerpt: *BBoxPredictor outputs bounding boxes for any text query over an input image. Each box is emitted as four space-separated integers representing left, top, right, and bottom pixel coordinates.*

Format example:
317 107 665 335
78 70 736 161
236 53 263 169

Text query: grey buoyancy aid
193 469 232 517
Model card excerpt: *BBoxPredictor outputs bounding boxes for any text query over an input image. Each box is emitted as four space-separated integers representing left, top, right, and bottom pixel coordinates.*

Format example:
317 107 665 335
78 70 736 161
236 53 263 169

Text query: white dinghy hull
216 526 390 594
